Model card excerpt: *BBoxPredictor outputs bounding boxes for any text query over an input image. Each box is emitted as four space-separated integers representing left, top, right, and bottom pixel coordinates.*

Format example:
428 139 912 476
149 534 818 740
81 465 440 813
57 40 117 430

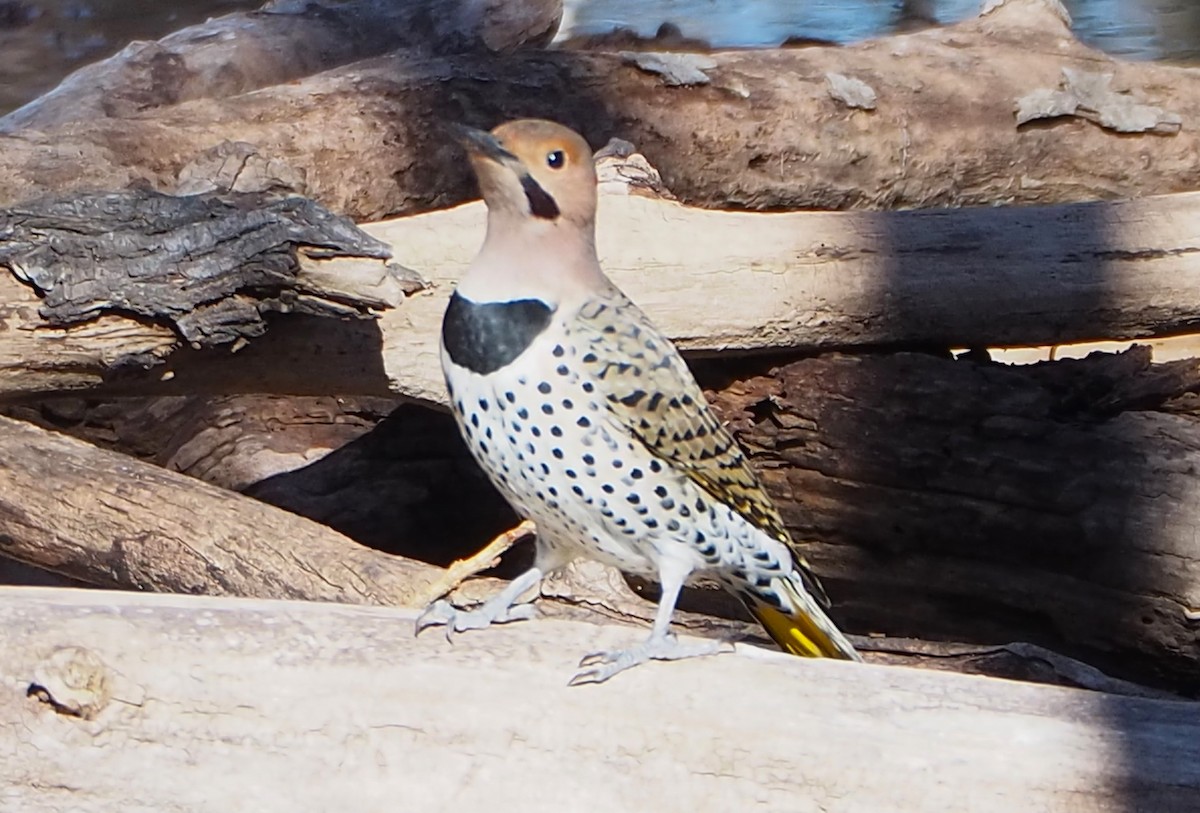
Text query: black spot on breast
442 291 554 374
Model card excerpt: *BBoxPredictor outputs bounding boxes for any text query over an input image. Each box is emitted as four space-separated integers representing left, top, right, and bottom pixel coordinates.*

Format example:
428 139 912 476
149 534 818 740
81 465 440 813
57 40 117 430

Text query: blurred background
1 0 1198 115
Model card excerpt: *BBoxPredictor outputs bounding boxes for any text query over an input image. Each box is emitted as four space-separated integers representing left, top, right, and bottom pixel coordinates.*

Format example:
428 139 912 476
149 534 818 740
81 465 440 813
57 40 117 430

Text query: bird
417 119 861 683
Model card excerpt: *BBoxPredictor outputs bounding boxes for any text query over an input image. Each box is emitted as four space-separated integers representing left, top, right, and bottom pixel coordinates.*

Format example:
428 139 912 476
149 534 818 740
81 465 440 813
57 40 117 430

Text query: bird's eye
546 150 566 170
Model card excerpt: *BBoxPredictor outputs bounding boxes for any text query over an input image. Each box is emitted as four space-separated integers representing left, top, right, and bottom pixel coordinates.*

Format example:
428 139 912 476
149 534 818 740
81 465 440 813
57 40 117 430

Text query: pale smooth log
1 1 1198 219
2 587 1198 812
373 189 1200 403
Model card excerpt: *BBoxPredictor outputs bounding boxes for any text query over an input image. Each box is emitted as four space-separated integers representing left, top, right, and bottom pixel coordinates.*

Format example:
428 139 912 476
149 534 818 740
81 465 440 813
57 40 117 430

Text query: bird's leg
569 565 733 685
412 519 537 607
415 565 543 638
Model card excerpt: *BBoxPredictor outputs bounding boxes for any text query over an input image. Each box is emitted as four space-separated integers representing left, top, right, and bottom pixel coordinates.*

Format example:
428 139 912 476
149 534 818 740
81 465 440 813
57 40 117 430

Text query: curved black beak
447 122 561 220
448 123 518 165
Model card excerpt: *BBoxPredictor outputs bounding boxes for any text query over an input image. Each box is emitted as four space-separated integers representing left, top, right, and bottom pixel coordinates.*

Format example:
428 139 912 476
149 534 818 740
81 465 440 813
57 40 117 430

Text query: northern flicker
417 119 860 683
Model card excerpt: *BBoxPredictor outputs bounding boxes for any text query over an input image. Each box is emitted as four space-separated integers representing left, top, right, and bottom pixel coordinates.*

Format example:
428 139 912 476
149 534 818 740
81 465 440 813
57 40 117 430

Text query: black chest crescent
442 291 555 374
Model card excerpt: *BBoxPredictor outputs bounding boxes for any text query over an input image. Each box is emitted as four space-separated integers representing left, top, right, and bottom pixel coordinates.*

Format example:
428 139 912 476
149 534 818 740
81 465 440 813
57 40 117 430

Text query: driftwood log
0 1 1198 220
368 188 1200 403
6 338 1200 691
0 413 449 604
0 0 562 135
0 188 417 399
6 186 1200 402
2 588 1199 812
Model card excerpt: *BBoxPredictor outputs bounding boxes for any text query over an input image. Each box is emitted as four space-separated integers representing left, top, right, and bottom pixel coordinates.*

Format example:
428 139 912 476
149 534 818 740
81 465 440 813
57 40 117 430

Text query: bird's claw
414 598 536 639
414 599 455 636
569 635 733 685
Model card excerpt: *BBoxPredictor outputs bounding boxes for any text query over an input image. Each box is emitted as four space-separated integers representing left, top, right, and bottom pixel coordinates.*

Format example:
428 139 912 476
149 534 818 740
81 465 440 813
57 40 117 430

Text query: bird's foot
414 598 536 639
569 634 733 685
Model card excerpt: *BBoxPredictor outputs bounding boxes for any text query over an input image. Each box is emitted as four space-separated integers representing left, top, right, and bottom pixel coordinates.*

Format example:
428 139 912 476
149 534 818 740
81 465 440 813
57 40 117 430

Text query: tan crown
472 119 598 225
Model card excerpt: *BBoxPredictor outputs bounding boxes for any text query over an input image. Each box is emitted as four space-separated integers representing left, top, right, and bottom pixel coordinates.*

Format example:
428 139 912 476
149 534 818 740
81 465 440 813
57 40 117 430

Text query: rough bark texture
0 0 563 134
0 1 1198 220
706 347 1200 692
0 188 418 400
2 588 1198 812
9 187 1200 403
0 414 445 604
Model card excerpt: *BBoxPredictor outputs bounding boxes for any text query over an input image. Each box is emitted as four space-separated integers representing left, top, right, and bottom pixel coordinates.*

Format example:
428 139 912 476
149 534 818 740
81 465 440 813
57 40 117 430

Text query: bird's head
453 119 597 229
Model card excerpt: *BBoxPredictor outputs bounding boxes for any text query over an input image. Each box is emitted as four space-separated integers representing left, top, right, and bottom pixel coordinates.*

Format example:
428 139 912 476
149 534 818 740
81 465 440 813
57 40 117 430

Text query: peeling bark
0 188 417 400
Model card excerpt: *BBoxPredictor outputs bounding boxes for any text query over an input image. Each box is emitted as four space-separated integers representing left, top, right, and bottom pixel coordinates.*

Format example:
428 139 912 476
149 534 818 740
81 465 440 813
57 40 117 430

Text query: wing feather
571 289 830 607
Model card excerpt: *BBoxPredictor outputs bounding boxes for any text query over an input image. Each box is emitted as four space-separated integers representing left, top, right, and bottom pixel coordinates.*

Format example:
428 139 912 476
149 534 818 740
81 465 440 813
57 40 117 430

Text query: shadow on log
14 345 1195 692
702 347 1200 693
244 404 520 567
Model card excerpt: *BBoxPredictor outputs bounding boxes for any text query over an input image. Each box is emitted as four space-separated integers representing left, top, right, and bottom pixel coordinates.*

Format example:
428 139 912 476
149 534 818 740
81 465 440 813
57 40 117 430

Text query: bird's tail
745 574 861 661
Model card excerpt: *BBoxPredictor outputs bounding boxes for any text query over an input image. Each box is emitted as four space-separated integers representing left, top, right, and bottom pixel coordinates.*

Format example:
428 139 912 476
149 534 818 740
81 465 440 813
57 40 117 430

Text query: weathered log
0 1 1197 219
368 188 1200 403
0 188 417 400
0 413 444 603
9 339 1199 689
2 588 1198 812
8 187 1200 403
0 0 562 134
706 347 1200 691
0 407 703 636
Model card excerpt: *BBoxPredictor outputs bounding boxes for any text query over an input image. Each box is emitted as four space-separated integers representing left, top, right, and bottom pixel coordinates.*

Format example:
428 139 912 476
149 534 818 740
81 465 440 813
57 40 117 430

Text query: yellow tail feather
750 604 860 660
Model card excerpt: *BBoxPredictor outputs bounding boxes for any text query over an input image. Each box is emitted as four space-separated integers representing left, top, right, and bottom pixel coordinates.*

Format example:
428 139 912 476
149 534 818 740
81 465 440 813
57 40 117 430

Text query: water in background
561 0 1200 60
2 0 1199 115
